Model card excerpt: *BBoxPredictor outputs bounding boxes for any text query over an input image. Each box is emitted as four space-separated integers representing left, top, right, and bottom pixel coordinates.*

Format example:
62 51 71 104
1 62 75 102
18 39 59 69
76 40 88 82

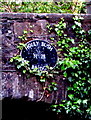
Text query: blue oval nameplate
21 40 57 71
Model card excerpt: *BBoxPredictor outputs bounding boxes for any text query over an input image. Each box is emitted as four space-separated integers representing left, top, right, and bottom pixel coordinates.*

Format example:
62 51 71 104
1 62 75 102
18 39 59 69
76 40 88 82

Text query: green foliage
17 43 26 50
0 2 86 13
10 55 30 74
10 15 91 119
47 82 58 92
51 16 91 119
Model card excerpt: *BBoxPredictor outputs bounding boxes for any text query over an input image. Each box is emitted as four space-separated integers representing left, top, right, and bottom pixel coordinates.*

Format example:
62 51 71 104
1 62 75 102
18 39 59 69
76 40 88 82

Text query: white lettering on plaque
21 40 57 71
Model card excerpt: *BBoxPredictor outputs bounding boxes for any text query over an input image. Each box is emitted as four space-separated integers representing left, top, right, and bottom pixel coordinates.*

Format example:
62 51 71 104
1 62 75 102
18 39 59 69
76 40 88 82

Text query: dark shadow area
2 97 58 120
0 100 2 120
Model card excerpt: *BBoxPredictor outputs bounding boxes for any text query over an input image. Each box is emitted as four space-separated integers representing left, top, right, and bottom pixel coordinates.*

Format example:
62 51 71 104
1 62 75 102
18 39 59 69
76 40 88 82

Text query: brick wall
0 13 91 103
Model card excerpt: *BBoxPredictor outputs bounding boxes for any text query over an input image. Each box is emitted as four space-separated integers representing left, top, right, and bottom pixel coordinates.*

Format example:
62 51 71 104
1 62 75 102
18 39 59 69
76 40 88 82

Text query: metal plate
21 40 57 71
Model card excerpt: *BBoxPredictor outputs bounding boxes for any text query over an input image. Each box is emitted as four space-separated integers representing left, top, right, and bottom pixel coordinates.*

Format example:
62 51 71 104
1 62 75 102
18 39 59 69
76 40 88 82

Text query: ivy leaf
53 87 58 91
58 61 63 65
72 105 76 110
23 30 28 34
83 99 88 104
76 109 82 113
40 78 46 82
52 109 56 111
17 43 26 50
66 101 72 105
57 109 61 113
23 70 26 74
68 94 74 100
66 109 70 114
88 78 91 84
51 105 58 108
74 21 81 27
51 82 57 85
10 58 13 62
76 99 82 105
18 36 23 39
71 39 75 44
68 77 73 82
72 25 76 29
67 87 73 91
75 73 78 77
73 83 78 88
63 71 67 77
59 104 64 107
17 65 21 69
61 65 66 71
79 30 85 34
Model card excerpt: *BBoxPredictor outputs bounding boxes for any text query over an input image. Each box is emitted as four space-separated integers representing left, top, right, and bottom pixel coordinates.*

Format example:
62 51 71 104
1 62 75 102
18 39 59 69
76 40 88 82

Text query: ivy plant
10 28 59 100
10 15 91 119
51 16 91 120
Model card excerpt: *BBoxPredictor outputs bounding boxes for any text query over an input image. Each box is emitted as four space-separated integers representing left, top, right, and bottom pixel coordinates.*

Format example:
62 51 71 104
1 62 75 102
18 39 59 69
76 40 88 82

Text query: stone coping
0 13 91 19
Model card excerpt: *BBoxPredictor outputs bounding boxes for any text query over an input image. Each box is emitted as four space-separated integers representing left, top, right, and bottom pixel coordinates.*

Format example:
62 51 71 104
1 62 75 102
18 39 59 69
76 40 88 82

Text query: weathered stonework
0 13 91 103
